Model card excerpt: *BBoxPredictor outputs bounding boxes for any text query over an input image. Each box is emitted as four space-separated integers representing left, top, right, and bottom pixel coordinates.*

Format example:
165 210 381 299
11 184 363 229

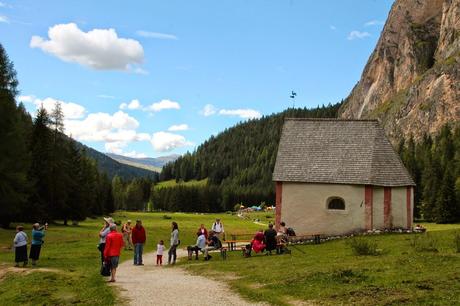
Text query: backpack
286 227 296 236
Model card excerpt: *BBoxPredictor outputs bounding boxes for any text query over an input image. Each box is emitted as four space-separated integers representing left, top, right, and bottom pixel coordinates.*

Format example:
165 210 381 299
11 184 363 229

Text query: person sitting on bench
204 231 222 260
252 229 266 254
187 232 206 260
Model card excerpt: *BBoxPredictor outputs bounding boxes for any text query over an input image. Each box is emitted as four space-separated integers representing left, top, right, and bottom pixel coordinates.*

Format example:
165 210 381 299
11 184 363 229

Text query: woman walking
13 225 28 267
168 222 179 265
29 223 47 265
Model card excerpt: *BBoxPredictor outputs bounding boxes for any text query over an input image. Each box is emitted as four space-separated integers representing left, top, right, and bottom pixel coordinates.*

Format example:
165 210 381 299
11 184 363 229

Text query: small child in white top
156 240 165 265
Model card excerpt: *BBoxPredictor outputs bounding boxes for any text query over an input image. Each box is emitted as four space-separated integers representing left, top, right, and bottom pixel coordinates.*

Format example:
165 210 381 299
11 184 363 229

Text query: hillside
160 104 342 209
75 142 159 180
107 153 179 173
340 0 460 143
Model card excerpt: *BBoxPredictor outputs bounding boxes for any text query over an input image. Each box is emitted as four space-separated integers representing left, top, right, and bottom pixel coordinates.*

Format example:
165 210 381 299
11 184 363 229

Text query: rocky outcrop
340 0 460 143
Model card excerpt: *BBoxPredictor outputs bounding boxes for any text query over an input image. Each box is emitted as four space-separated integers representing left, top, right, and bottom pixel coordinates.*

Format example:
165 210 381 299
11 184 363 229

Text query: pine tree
434 165 458 223
0 44 30 227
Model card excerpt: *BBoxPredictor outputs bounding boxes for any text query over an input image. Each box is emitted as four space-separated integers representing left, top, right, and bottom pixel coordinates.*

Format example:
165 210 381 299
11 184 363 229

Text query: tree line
0 44 114 228
399 124 460 223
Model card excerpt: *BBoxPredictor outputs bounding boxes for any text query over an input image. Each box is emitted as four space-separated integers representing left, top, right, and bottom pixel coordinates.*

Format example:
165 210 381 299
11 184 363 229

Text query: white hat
103 217 114 224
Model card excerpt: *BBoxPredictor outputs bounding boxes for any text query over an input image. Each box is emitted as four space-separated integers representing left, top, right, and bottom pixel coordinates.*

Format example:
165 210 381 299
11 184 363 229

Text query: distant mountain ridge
73 141 159 180
106 153 180 172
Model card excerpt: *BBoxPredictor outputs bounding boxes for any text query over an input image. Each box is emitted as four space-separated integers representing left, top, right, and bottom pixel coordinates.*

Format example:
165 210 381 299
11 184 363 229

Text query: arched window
327 197 345 210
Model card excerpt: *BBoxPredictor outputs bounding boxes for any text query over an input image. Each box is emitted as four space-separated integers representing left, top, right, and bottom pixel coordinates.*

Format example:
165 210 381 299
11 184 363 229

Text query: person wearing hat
98 217 113 263
29 222 47 265
131 219 146 265
122 220 133 250
104 224 124 282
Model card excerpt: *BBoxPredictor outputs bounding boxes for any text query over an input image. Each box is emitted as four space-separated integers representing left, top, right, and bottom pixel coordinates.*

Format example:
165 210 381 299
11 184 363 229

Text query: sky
0 0 393 158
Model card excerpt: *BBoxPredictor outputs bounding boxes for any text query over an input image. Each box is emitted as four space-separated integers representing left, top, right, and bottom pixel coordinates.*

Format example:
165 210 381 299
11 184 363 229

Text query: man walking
131 219 146 265
104 224 124 282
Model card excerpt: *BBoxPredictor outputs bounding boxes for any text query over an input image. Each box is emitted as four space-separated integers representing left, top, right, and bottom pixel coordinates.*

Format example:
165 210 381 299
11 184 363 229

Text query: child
156 240 165 265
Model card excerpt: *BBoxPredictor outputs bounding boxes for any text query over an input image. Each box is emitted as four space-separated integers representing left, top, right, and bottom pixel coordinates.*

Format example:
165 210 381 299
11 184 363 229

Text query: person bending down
252 229 266 254
204 231 222 260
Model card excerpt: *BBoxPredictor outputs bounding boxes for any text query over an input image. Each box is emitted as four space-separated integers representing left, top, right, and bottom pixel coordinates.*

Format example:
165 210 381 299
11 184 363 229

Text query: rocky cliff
339 0 460 143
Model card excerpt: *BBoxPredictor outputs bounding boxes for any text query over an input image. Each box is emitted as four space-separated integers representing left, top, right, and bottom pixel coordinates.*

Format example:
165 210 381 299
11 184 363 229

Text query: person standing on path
13 225 28 267
104 224 124 282
29 223 47 265
132 219 146 265
168 222 179 265
156 240 165 266
98 217 113 264
122 220 133 250
211 218 224 240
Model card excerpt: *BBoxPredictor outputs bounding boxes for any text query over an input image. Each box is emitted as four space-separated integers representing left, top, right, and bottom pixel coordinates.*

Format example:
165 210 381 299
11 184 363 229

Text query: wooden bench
223 233 254 251
288 233 322 244
224 239 252 251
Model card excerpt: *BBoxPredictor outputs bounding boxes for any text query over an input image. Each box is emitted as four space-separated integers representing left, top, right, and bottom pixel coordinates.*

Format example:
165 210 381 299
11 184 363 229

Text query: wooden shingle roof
273 119 415 187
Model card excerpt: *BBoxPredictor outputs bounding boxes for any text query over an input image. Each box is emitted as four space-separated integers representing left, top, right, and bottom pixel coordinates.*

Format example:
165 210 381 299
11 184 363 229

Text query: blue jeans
134 243 144 265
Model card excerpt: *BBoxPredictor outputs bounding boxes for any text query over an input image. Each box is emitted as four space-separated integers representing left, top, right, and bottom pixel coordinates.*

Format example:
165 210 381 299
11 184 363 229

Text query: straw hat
103 217 114 224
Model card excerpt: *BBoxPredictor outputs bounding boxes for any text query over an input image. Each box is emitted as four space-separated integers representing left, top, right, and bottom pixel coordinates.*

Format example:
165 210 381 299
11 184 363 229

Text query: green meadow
0 211 459 305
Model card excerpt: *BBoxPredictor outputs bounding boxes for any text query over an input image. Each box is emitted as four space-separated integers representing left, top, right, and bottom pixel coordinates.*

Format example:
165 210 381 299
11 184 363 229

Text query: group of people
13 223 47 267
186 220 224 261
97 217 183 282
245 221 292 256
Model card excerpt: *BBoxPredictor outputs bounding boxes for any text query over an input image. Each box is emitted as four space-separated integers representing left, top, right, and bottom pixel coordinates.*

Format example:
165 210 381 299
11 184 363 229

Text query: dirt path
111 249 265 306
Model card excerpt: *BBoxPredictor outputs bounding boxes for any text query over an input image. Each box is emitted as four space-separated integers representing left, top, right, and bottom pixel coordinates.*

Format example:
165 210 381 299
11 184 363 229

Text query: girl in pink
156 240 165 265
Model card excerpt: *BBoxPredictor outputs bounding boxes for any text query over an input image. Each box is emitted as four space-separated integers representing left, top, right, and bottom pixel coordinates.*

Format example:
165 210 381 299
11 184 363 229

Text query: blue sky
1 0 393 158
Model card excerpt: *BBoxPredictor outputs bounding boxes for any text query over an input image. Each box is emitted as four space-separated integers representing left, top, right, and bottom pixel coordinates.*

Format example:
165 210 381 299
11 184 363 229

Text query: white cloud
104 142 147 158
151 131 193 152
123 151 148 158
219 108 262 119
347 31 371 40
364 20 384 27
329 25 336 30
30 23 144 71
146 99 180 112
136 30 178 40
201 104 217 116
168 124 189 131
120 99 142 110
19 95 86 119
0 15 9 23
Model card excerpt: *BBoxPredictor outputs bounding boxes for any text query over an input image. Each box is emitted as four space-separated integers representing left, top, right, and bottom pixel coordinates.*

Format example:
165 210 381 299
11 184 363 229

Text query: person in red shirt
104 224 124 282
197 224 208 239
131 219 146 265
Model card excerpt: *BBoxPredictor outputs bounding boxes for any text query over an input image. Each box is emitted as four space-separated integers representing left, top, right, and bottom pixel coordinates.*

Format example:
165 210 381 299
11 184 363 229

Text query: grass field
0 211 260 305
154 179 208 189
183 223 460 305
0 211 459 305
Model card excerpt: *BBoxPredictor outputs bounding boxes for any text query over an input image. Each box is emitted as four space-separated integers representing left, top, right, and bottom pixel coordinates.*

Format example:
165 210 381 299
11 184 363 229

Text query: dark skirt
15 245 28 263
29 244 42 260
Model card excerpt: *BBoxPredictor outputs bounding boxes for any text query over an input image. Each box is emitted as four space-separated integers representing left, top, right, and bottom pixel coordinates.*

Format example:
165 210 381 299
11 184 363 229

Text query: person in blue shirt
29 223 47 265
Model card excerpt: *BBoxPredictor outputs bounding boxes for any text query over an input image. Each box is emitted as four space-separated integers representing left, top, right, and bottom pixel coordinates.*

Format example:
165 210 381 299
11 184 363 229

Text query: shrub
162 215 172 220
348 237 379 256
265 215 273 219
410 233 438 252
454 231 460 253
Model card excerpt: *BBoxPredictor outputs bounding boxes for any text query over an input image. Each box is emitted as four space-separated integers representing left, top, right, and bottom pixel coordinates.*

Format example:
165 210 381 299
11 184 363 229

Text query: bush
265 215 273 219
348 237 379 256
454 231 460 253
162 215 172 220
410 233 438 252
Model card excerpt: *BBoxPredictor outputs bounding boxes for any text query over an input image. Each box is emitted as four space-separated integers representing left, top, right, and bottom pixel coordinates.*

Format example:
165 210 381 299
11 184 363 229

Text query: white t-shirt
157 244 165 255
212 222 224 233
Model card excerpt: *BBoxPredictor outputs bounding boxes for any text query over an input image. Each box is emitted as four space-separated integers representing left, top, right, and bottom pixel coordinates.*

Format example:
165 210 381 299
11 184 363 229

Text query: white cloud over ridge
136 30 178 40
30 23 144 71
364 20 384 27
151 131 193 152
19 95 86 119
146 99 180 112
347 31 371 40
219 108 262 119
0 15 9 23
168 124 189 131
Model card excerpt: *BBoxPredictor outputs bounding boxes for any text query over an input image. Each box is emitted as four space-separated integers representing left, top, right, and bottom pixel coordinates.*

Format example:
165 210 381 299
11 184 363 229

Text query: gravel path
111 249 264 306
